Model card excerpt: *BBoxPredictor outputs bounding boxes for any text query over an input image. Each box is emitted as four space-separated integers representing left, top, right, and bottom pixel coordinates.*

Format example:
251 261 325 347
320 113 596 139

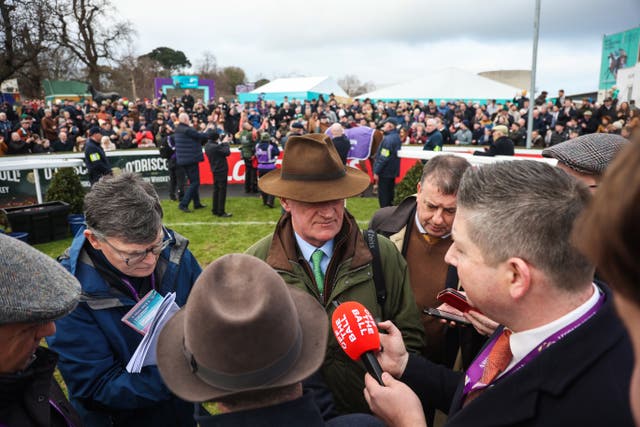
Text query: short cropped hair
458 161 593 291
574 141 640 304
420 155 471 195
84 172 163 244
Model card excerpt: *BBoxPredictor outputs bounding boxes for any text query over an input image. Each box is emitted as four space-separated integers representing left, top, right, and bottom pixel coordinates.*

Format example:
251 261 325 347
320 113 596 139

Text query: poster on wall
599 27 640 90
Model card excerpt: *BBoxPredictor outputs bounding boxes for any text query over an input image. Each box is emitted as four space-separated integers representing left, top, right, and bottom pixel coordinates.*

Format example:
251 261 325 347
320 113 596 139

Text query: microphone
331 301 385 386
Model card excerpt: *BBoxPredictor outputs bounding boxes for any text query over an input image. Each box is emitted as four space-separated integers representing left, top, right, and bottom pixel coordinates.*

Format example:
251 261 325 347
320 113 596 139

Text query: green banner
0 152 170 207
599 27 640 90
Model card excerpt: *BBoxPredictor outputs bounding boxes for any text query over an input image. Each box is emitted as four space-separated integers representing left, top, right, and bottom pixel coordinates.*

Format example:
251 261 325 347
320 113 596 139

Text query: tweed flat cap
542 133 628 175
0 233 81 325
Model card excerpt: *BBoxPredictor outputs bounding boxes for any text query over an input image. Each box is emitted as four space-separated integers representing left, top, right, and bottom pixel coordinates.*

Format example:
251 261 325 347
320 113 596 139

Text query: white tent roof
250 76 349 98
356 68 521 101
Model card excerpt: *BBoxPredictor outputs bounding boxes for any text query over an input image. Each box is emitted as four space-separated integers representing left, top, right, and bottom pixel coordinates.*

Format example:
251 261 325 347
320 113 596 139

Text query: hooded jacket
47 226 201 427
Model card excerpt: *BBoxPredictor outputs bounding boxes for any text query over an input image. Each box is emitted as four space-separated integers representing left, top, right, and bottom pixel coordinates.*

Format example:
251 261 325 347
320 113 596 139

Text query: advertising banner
1 150 388 207
599 27 640 90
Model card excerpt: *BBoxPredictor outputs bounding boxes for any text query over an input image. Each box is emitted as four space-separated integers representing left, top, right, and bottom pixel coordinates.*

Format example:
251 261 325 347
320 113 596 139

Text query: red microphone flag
331 301 380 360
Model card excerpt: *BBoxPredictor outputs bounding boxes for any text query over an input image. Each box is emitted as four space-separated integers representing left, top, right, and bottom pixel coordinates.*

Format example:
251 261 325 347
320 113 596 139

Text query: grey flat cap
0 233 81 325
542 133 628 175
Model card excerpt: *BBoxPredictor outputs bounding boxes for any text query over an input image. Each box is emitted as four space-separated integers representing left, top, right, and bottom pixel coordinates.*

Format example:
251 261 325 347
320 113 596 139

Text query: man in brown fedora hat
246 133 424 415
157 254 383 426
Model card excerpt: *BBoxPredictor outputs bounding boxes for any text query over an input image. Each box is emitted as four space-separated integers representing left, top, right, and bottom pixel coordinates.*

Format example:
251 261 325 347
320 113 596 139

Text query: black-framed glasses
94 232 170 266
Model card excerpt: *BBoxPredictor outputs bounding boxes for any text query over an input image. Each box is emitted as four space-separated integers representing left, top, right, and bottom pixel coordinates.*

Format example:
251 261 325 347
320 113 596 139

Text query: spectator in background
41 109 58 141
374 119 402 207
0 233 82 427
85 127 112 184
509 121 527 146
452 120 472 145
204 132 232 217
580 110 598 134
47 172 202 427
135 126 156 148
175 112 211 213
7 131 30 155
555 88 566 107
52 130 75 152
30 134 53 154
409 123 427 146
237 121 259 194
535 90 548 106
255 132 280 208
328 123 351 165
0 112 12 141
101 135 117 152
423 119 443 151
474 125 514 156
16 118 34 143
597 97 617 123
181 89 195 112
548 121 569 146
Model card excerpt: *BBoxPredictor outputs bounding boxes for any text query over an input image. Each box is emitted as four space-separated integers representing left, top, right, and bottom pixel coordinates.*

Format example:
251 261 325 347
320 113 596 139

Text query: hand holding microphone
331 301 385 386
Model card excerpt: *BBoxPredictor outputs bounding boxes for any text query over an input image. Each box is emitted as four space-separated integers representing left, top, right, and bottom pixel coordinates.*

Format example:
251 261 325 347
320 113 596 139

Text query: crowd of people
1 87 639 158
2 127 640 427
3 84 640 427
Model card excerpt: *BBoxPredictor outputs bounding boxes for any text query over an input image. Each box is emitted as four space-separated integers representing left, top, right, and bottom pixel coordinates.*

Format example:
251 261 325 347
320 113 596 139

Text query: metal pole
526 0 541 149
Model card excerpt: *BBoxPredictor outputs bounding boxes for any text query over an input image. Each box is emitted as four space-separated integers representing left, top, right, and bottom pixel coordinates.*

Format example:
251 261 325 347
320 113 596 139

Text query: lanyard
462 290 605 397
49 398 74 427
120 272 156 302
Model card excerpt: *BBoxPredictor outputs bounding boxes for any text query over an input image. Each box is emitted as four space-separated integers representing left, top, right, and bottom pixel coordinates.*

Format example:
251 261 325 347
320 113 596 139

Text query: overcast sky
111 0 640 96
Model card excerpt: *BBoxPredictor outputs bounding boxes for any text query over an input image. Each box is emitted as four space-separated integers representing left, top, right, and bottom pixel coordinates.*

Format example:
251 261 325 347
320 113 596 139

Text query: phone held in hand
436 288 482 314
423 307 471 325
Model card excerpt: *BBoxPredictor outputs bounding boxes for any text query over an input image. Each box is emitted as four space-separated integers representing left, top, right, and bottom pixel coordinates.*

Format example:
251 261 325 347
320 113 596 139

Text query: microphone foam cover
331 301 380 360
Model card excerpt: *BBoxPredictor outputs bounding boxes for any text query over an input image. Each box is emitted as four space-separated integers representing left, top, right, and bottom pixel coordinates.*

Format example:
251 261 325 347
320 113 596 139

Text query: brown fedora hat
258 133 370 203
157 254 328 402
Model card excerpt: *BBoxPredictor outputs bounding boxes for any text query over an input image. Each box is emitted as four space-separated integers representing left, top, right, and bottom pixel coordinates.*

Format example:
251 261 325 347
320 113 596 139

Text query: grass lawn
35 196 381 265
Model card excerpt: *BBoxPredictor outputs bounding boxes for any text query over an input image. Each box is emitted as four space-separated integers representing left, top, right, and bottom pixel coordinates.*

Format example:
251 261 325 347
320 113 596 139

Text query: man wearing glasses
47 172 202 427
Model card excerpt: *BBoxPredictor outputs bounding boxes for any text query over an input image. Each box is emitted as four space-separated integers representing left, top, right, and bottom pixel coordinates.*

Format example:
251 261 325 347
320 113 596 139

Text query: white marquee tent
356 68 521 103
239 76 349 103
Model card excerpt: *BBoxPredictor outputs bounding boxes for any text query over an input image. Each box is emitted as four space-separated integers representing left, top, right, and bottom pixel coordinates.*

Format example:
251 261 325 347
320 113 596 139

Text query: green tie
311 249 325 295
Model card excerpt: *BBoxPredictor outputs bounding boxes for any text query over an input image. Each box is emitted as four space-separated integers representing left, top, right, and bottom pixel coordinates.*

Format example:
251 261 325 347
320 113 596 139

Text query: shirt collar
505 283 600 373
294 232 334 262
414 213 451 239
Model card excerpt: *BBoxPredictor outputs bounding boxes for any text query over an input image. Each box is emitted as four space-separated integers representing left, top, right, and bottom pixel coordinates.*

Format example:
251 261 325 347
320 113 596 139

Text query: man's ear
505 257 531 301
84 229 102 250
280 198 291 212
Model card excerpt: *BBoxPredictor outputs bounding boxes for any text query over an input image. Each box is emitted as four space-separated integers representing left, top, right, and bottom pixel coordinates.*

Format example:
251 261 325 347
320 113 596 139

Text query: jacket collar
373 195 417 236
265 210 372 274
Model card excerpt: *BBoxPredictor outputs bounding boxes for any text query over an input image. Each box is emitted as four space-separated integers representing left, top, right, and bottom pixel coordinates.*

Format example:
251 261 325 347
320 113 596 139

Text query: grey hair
420 155 471 195
458 160 593 291
178 112 190 124
84 172 163 244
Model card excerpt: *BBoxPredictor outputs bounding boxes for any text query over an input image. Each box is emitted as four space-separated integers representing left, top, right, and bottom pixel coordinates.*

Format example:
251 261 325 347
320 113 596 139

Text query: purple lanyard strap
463 289 605 397
49 398 74 427
120 272 156 301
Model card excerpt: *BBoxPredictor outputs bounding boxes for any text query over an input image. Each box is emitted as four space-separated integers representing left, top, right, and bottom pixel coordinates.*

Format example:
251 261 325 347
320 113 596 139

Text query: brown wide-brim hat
157 254 328 402
258 133 370 203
